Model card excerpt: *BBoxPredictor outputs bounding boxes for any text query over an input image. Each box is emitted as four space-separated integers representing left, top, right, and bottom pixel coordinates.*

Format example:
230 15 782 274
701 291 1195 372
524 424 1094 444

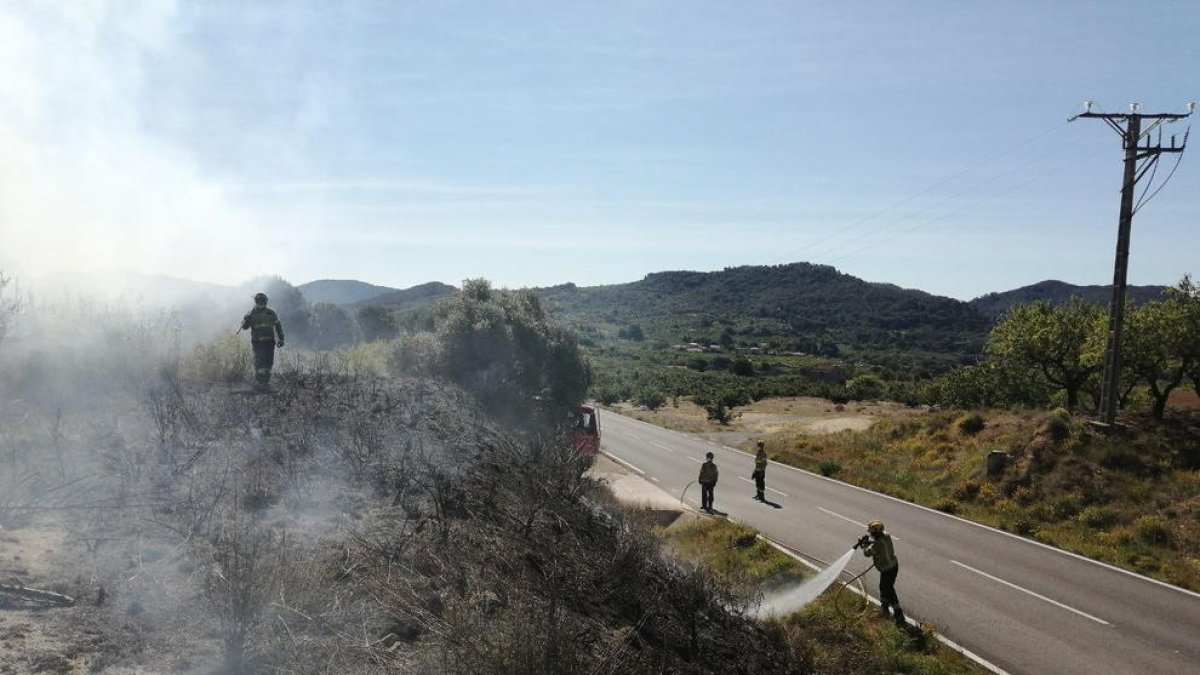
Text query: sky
1 0 1197 300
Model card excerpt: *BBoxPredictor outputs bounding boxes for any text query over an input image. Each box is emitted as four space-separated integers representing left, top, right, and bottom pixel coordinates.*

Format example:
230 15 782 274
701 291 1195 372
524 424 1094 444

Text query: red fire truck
572 404 601 455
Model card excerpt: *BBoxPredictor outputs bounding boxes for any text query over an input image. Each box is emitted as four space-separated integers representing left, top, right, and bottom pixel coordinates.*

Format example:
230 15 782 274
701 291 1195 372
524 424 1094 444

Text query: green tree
634 388 666 411
356 305 399 342
845 373 885 401
985 298 1105 409
435 279 592 417
1124 276 1200 418
730 357 755 377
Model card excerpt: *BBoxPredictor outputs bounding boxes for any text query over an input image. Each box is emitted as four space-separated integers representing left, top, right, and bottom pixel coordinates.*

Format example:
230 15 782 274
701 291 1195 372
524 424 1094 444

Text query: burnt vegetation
0 274 804 674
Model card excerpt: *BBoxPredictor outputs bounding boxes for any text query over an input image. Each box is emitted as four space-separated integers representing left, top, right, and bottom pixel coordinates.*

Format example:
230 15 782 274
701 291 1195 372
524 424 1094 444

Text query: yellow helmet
868 519 885 534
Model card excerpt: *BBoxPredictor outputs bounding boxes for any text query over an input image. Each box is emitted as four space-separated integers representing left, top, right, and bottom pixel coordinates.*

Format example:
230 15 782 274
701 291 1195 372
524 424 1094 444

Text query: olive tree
434 279 591 418
985 298 1105 409
1125 276 1200 418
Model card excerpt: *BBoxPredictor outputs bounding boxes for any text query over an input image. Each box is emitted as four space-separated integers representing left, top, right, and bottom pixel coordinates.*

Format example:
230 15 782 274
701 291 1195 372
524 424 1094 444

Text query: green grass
660 517 985 674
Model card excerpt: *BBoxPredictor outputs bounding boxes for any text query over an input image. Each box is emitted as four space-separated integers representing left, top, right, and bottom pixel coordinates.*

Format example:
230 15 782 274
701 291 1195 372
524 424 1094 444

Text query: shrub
1132 515 1173 547
595 388 621 406
950 480 981 502
934 498 958 514
1048 493 1084 521
183 336 250 384
956 413 986 436
818 460 842 477
845 374 885 401
635 388 667 411
1076 505 1120 529
1098 444 1143 472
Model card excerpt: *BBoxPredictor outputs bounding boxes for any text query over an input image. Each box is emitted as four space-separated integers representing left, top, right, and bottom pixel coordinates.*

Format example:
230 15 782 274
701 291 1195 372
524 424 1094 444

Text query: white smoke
0 1 276 288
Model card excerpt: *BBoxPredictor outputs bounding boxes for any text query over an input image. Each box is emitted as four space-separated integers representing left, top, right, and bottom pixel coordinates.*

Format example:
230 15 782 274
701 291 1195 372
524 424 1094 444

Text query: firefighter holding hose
856 519 906 627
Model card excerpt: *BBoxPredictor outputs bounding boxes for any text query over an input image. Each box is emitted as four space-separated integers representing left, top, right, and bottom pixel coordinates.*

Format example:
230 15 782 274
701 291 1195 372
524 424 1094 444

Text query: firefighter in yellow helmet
241 292 285 390
862 519 905 626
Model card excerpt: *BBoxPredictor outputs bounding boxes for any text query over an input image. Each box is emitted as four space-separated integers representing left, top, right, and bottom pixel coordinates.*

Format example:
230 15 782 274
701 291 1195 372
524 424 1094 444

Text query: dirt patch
609 396 917 438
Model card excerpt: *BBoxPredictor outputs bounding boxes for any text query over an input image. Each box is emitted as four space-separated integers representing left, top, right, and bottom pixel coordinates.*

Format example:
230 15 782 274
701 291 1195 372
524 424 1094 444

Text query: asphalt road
599 411 1200 675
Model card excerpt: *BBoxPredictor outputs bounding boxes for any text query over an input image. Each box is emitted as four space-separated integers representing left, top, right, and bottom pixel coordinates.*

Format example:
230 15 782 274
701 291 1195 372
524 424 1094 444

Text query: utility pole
1070 102 1192 427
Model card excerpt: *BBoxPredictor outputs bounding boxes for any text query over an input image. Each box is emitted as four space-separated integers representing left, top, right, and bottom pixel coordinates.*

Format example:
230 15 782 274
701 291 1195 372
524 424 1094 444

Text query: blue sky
1 1 1197 299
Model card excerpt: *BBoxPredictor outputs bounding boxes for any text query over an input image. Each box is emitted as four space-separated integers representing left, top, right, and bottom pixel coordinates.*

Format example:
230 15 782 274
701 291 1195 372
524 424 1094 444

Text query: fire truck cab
572 404 601 455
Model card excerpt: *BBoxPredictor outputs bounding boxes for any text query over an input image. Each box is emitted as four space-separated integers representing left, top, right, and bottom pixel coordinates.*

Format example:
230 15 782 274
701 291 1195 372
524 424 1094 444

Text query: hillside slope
539 263 991 356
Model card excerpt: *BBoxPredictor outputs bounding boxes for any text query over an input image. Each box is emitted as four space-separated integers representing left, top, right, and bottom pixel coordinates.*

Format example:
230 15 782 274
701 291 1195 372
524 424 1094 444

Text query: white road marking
649 441 674 453
649 476 660 483
601 451 645 475
735 477 790 497
818 507 865 528
949 560 1111 626
685 455 702 463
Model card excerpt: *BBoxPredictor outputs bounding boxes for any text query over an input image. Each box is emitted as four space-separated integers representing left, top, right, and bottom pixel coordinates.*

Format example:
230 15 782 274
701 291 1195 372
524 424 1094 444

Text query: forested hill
352 281 458 310
969 280 1168 318
537 263 991 357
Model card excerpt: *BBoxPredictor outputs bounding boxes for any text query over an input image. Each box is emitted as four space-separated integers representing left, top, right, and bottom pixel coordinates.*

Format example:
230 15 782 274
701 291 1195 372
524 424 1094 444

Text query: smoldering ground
0 282 806 674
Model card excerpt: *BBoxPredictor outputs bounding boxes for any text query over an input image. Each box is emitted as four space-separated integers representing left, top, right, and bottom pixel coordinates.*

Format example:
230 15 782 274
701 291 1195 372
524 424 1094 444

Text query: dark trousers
754 472 765 498
252 341 276 385
879 565 900 607
700 482 715 510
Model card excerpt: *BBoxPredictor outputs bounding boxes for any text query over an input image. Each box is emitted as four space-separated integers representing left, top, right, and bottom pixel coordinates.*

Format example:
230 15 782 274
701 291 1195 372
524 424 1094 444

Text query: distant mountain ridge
297 279 400 305
351 281 458 310
968 280 1169 318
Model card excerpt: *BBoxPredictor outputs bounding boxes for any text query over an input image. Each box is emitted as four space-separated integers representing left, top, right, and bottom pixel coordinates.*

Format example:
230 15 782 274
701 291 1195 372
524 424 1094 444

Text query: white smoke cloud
0 1 275 288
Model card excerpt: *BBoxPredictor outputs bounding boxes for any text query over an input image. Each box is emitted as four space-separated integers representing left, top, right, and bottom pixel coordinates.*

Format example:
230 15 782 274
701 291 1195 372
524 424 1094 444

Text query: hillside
969 279 1168 318
297 278 399 305
354 280 457 310
539 263 991 357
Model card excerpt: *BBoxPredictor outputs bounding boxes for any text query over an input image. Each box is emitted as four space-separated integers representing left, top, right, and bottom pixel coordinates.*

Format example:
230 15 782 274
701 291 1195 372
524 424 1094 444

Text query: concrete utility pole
1070 102 1192 427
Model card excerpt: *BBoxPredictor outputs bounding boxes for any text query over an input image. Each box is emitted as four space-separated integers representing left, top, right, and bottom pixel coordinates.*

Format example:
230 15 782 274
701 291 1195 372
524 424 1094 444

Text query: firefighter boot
893 607 907 627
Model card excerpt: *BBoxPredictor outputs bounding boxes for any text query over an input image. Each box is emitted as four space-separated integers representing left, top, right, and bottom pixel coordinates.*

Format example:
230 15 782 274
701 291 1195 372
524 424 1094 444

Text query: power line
807 134 1090 263
824 142 1111 265
771 117 1073 266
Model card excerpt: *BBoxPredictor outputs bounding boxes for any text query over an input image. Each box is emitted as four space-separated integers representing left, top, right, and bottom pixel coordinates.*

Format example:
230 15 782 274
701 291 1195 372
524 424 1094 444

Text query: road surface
599 411 1200 675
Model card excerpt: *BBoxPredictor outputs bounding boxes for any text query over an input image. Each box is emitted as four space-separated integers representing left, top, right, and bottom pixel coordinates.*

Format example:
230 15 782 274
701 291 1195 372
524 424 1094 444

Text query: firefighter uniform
753 443 768 500
698 454 719 511
864 521 905 626
242 301 284 388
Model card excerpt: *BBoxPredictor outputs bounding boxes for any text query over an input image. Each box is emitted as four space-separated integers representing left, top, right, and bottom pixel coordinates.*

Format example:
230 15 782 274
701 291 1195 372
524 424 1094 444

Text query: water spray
755 535 876 620
679 480 695 507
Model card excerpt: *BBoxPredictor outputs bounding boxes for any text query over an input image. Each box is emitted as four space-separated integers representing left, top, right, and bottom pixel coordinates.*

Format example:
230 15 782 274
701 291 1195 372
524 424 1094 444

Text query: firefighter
698 452 719 512
241 292 285 389
862 519 905 626
752 441 768 501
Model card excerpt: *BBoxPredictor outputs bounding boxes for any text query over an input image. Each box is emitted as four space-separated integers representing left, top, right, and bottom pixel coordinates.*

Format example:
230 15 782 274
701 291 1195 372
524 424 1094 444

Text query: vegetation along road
599 411 1200 675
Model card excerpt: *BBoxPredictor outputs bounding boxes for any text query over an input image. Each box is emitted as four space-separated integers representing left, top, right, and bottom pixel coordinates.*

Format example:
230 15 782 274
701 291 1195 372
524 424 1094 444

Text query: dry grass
607 396 918 436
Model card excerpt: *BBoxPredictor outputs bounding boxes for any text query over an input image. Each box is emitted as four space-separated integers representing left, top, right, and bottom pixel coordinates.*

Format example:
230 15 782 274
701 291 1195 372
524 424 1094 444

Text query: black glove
853 535 871 550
